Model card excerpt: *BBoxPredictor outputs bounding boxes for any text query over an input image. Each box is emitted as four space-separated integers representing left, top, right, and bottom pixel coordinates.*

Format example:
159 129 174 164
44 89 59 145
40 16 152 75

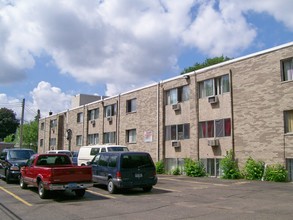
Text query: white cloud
0 0 292 95
30 81 72 118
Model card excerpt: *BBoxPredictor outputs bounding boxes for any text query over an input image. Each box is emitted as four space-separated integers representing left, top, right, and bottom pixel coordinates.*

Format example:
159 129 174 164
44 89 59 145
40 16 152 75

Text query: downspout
101 100 104 144
117 95 120 144
82 105 86 146
195 73 200 161
229 69 235 160
157 82 160 161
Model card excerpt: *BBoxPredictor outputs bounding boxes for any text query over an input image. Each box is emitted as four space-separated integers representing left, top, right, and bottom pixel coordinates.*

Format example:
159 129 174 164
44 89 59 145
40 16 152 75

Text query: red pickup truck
20 154 92 199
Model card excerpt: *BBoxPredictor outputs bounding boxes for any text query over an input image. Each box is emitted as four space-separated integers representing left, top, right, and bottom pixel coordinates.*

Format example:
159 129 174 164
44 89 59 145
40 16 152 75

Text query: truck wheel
75 189 85 198
20 176 28 189
38 181 49 199
107 179 117 194
143 186 153 192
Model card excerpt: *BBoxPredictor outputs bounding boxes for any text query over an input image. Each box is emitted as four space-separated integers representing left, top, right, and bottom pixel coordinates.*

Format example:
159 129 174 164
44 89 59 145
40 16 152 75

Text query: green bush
155 160 165 174
184 158 206 177
263 164 288 182
220 151 241 179
243 157 265 180
172 167 181 175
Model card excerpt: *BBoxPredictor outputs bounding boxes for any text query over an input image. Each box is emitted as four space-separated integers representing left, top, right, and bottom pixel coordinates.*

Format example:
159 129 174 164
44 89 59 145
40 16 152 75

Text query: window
199 74 230 98
89 108 99 120
199 118 231 138
165 124 190 140
49 138 56 146
108 155 118 167
126 129 136 143
50 119 57 128
166 85 190 105
40 139 43 147
77 112 83 123
76 135 82 146
103 132 116 144
88 133 99 145
285 110 293 133
105 104 117 117
41 122 44 130
126 99 137 113
282 58 293 81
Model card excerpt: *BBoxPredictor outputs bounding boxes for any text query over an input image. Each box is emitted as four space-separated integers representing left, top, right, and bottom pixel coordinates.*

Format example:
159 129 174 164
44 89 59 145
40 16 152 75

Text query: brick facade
38 42 293 177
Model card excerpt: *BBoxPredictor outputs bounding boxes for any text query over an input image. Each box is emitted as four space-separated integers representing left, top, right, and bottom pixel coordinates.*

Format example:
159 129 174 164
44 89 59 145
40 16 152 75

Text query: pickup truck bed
20 154 92 199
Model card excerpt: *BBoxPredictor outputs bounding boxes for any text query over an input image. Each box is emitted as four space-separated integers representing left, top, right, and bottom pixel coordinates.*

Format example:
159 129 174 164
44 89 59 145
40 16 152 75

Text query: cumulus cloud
0 0 292 96
30 81 72 118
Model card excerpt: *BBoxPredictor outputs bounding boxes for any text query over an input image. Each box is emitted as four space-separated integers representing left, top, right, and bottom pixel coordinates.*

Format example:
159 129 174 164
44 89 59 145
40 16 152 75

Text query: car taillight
116 171 122 180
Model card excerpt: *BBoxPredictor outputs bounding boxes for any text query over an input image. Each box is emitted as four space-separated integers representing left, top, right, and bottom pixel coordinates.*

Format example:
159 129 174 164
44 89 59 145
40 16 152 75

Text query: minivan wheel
143 186 153 192
5 171 11 184
107 179 117 194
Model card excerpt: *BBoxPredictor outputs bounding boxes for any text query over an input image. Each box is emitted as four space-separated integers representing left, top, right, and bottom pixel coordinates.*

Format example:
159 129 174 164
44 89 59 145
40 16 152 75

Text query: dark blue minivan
89 152 157 193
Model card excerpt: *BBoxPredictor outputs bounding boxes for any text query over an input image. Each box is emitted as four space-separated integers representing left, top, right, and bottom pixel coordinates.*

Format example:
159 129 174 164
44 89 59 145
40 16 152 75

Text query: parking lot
1 175 293 220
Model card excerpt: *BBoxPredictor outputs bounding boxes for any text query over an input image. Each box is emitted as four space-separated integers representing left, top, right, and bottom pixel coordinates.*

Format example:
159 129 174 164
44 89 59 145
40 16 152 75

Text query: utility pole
19 98 25 148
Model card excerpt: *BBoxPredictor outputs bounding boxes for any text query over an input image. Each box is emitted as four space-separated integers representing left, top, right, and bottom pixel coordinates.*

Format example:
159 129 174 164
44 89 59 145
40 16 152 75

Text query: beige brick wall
232 46 293 167
38 43 293 171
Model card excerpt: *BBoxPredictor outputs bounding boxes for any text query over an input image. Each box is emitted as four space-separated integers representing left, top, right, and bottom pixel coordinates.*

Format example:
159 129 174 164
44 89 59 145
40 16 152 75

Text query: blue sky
0 0 292 122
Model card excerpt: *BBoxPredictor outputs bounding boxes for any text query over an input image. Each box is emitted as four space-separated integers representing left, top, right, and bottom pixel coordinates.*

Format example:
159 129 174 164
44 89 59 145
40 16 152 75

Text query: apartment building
38 42 293 179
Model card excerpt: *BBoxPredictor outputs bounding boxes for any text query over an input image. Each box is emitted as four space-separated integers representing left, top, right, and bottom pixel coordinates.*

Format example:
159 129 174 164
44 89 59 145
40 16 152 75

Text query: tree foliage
14 120 38 152
181 56 232 74
0 108 19 140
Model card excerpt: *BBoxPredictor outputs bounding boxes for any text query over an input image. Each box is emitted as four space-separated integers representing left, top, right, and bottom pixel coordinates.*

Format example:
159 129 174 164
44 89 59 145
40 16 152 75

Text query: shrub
155 160 165 174
172 167 181 175
184 158 206 177
263 164 288 182
220 150 241 179
243 157 265 180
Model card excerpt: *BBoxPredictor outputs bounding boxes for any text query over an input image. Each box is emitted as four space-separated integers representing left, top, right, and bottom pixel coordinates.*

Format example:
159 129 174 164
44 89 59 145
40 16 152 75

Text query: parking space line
0 186 32 207
87 190 116 199
154 186 181 192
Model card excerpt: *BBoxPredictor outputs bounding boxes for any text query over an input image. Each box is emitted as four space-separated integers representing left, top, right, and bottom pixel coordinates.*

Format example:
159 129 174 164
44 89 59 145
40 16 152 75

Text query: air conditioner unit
107 116 112 122
208 139 219 147
171 140 180 148
172 103 181 111
90 120 95 125
208 96 218 104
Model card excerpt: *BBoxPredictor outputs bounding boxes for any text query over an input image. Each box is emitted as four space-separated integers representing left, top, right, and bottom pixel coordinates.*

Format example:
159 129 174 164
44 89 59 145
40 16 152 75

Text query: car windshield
121 154 153 169
108 147 129 152
8 150 34 160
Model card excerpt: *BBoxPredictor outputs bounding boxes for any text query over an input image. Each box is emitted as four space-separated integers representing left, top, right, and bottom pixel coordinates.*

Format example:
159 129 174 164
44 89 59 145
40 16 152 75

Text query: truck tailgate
51 166 92 183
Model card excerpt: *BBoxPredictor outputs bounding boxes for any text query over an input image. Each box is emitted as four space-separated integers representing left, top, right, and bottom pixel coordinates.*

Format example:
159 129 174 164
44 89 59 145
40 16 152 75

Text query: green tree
181 56 232 74
0 108 19 140
4 134 15 142
14 119 38 152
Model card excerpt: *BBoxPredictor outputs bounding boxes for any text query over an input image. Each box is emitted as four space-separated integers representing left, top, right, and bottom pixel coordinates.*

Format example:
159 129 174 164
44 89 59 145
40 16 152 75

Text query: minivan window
108 147 129 152
101 148 106 152
121 154 153 169
90 148 100 155
98 155 109 166
108 155 118 167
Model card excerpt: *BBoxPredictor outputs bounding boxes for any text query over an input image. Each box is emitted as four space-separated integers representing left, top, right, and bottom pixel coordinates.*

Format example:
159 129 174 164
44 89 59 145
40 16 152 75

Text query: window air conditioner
208 139 219 147
171 140 180 148
107 116 112 122
172 103 181 111
90 120 95 125
208 96 218 104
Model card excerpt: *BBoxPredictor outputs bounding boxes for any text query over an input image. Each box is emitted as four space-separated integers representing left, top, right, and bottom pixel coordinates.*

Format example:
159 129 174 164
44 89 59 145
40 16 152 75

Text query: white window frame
126 129 136 143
